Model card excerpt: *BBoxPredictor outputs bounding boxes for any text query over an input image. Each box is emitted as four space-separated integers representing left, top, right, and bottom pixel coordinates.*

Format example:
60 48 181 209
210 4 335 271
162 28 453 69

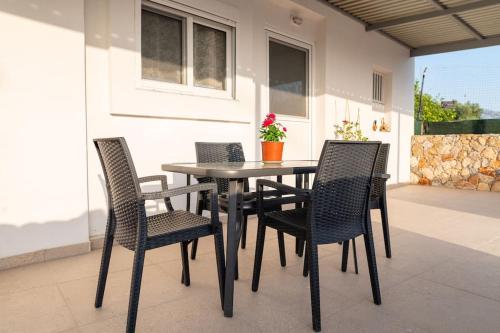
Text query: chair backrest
195 142 246 193
94 137 142 250
371 143 390 199
311 141 381 244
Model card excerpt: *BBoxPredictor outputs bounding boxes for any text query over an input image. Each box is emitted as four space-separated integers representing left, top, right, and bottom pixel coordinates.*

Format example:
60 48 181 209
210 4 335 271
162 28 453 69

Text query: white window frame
136 0 235 99
265 31 312 122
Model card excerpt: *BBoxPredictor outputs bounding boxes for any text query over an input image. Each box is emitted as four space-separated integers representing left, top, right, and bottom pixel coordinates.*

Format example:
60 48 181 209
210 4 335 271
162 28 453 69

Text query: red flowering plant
259 113 287 142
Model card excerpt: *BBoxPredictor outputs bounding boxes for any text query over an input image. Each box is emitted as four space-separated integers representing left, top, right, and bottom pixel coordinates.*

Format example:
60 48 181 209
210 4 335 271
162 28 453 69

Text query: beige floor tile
323 300 429 333
382 277 500 333
58 264 186 326
0 285 76 333
79 294 259 333
0 261 57 296
419 250 500 302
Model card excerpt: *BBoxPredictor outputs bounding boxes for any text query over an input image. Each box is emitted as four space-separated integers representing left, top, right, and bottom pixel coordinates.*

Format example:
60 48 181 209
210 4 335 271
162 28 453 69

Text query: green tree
454 101 482 120
414 81 456 122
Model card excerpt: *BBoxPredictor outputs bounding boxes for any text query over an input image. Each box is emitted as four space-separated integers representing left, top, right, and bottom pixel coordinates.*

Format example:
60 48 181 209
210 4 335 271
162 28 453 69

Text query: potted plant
334 108 368 141
259 113 287 163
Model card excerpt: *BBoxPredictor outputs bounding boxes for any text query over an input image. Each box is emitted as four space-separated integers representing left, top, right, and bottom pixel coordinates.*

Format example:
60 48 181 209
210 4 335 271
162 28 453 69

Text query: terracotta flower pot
261 141 284 163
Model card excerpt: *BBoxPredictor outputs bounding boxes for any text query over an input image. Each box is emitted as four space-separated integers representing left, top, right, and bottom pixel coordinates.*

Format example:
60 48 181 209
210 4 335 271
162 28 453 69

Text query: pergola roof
320 0 500 56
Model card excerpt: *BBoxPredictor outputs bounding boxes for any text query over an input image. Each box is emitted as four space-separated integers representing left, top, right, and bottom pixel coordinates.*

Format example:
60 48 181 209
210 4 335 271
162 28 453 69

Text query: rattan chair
371 143 391 258
190 142 300 269
94 138 225 333
342 143 391 274
252 141 382 332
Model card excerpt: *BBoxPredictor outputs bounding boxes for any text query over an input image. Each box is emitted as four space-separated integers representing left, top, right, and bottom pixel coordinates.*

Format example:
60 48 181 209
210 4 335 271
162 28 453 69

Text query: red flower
262 118 273 127
283 127 287 132
267 113 276 120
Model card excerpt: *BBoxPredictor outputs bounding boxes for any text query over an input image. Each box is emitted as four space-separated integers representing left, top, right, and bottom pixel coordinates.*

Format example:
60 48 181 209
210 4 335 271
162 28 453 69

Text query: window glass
141 9 184 83
269 39 308 117
193 23 227 90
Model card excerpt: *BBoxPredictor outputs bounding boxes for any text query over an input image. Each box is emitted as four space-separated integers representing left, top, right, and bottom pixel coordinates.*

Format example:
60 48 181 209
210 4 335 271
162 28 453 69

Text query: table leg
223 179 244 317
295 174 305 257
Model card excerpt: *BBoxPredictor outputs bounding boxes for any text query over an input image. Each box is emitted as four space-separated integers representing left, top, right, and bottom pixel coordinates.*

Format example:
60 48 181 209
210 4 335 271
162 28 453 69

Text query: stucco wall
0 0 414 260
0 0 89 258
411 135 500 191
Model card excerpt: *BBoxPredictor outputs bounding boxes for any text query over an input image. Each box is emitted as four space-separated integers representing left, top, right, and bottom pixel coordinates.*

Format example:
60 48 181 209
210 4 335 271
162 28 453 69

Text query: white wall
0 0 414 259
0 0 89 258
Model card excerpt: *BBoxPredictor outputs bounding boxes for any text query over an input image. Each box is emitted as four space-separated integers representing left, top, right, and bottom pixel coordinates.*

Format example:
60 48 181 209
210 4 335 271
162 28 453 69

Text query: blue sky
415 45 500 113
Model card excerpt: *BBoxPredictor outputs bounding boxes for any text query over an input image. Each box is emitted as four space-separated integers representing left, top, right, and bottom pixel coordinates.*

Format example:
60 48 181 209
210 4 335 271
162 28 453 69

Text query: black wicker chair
371 143 391 258
94 138 225 333
252 141 382 332
342 143 391 274
190 142 298 269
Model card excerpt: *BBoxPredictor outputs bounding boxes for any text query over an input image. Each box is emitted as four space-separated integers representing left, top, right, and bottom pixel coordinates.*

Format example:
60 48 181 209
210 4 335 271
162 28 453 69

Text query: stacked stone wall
411 135 500 191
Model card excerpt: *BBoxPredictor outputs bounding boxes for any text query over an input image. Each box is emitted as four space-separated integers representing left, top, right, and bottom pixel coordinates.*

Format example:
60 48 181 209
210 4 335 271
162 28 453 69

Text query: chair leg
234 254 239 281
364 227 382 305
213 226 226 310
190 196 205 260
126 243 146 333
295 238 299 254
352 238 359 275
308 241 321 332
303 241 309 277
298 239 305 257
278 231 286 267
190 239 199 260
94 215 114 308
180 242 190 286
341 241 349 272
380 195 392 258
241 215 248 249
252 221 267 292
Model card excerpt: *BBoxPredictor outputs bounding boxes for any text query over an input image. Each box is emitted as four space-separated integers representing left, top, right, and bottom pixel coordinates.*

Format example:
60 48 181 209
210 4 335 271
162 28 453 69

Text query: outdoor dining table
161 160 318 317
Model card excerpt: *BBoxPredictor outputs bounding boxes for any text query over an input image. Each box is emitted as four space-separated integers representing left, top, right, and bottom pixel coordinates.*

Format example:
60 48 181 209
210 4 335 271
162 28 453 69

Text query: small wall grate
373 71 384 104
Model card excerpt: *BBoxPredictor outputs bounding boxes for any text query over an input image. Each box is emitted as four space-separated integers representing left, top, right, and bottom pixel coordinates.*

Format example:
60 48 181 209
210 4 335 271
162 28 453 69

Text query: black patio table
161 160 318 317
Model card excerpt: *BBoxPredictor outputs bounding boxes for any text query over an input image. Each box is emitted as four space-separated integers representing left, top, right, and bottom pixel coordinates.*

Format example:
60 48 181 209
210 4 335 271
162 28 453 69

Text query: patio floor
1 185 500 333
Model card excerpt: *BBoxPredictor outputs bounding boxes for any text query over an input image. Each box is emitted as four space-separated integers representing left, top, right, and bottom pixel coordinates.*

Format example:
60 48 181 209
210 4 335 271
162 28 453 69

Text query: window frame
136 0 235 99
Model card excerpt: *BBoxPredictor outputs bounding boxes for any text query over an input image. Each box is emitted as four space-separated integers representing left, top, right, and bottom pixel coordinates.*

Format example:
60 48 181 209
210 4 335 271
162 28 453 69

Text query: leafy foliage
414 81 483 122
414 81 456 122
455 101 482 120
259 113 287 142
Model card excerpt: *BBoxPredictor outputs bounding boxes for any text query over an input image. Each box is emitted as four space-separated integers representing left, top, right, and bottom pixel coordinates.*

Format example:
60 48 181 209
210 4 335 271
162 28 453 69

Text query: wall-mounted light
291 15 303 26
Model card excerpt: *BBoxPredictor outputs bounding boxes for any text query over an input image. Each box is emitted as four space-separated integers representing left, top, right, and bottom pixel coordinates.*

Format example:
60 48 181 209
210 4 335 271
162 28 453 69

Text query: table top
161 160 318 178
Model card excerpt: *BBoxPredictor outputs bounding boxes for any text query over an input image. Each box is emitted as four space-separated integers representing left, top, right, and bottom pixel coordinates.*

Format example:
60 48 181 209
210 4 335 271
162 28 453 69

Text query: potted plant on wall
334 106 368 141
259 113 287 163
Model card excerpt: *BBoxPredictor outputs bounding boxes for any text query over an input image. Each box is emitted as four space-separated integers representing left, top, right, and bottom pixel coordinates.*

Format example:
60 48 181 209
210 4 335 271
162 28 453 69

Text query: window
141 9 185 84
268 38 309 118
193 23 227 90
373 71 384 104
140 1 234 96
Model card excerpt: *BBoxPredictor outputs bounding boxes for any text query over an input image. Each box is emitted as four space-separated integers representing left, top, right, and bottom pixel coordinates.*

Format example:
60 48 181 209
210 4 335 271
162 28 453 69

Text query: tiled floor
1 185 500 332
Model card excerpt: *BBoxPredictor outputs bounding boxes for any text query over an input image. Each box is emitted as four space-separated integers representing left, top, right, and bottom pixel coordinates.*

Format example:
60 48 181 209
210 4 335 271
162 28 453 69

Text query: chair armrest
256 179 310 220
374 173 390 180
138 175 168 190
140 183 217 201
256 179 310 197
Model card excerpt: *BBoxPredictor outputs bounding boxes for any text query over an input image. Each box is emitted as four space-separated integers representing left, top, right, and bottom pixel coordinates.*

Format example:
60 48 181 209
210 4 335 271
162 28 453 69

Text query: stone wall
411 134 500 191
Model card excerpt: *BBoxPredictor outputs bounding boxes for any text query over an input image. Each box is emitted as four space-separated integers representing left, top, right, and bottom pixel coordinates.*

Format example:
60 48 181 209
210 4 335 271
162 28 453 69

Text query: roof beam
410 34 500 56
424 0 485 40
318 0 412 50
366 0 500 33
